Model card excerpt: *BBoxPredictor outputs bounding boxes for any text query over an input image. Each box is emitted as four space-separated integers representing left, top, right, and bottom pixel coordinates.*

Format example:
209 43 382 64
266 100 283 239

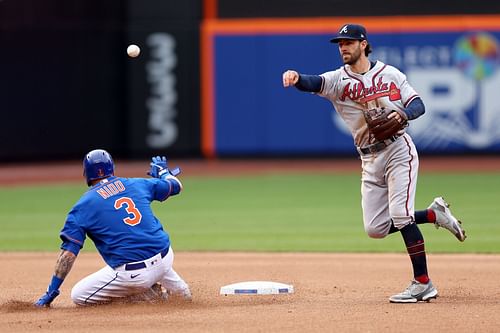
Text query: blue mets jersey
60 176 179 268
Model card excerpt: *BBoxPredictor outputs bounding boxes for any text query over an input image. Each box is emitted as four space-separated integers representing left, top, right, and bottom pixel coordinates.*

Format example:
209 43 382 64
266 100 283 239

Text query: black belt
124 247 169 271
358 136 399 155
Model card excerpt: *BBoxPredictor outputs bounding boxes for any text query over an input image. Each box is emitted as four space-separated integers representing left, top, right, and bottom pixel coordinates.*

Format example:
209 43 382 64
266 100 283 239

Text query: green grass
1 172 499 253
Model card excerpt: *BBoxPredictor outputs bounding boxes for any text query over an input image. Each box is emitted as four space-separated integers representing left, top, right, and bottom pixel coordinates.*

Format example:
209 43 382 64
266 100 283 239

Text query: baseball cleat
428 197 466 242
389 280 438 303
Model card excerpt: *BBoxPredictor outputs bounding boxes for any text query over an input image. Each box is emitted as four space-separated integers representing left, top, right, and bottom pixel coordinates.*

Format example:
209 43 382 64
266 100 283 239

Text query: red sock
415 274 430 284
427 209 436 223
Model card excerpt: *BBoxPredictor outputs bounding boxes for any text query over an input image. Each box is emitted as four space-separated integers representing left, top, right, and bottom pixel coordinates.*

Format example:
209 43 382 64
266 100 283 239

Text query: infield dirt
1 252 499 332
2 157 500 332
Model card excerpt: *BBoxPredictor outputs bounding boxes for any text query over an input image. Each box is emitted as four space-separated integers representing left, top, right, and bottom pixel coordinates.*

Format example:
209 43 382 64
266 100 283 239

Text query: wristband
48 275 64 293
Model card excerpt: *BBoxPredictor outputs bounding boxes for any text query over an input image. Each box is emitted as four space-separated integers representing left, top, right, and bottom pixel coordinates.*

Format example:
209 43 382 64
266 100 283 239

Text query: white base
220 281 294 295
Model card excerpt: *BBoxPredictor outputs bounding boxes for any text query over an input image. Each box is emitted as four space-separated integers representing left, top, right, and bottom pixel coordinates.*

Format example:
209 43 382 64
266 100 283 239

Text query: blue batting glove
152 156 168 169
169 167 181 176
34 275 63 308
147 156 168 178
34 289 60 307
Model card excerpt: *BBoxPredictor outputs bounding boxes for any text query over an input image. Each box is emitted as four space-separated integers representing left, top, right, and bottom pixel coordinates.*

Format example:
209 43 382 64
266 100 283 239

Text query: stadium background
1 1 500 332
1 0 500 161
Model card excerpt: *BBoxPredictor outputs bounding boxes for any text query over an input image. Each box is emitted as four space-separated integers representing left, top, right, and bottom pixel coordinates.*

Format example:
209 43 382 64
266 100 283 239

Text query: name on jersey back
96 180 126 199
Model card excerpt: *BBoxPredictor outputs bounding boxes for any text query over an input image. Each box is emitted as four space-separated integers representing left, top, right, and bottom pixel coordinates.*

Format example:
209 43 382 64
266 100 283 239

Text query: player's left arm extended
34 249 77 307
148 156 183 199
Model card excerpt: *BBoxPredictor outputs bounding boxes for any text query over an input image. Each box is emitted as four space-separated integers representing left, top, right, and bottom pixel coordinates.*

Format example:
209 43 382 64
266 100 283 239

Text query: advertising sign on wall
127 0 201 157
201 16 500 156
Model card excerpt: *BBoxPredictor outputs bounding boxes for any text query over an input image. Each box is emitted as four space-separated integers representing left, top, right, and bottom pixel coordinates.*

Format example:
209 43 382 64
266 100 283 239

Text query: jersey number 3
114 197 142 226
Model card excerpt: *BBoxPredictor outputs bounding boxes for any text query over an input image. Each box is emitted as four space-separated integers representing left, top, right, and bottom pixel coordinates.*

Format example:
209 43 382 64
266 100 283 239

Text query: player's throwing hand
282 70 299 87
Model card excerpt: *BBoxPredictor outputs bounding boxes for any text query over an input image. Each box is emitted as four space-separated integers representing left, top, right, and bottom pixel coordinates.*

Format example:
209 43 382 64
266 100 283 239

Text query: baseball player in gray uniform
282 24 466 303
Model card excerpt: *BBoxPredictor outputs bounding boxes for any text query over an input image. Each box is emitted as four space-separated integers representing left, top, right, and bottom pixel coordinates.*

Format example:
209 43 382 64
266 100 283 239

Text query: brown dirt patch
1 252 499 332
1 156 500 186
2 158 499 331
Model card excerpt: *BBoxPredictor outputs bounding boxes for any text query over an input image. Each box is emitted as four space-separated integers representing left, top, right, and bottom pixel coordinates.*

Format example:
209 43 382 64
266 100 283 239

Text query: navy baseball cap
330 24 368 43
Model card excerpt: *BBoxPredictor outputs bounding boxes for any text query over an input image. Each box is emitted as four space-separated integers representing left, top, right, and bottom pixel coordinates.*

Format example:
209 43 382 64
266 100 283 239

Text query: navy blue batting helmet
83 149 114 186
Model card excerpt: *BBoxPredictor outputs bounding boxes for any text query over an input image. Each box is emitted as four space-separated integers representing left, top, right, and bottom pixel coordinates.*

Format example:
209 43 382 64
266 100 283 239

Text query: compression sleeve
295 74 323 93
403 97 425 120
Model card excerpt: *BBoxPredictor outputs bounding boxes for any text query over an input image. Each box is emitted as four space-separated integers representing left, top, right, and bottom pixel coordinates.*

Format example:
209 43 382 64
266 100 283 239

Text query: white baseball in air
127 44 140 58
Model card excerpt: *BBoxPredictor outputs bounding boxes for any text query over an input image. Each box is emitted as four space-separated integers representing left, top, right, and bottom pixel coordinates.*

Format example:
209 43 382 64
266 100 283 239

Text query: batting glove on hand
148 156 169 178
34 289 60 308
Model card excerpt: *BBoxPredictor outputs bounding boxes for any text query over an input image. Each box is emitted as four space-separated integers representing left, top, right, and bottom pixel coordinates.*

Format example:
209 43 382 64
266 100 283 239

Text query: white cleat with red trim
428 197 466 242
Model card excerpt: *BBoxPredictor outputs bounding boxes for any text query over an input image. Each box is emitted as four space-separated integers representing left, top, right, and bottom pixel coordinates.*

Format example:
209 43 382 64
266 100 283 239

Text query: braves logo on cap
331 24 368 43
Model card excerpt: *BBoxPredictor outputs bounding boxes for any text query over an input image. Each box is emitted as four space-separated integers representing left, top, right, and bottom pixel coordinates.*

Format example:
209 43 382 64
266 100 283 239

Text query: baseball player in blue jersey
35 149 191 307
283 24 466 303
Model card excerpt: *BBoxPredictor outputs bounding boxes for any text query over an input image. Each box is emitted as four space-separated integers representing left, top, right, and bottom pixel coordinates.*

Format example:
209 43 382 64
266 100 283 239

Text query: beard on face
342 45 362 65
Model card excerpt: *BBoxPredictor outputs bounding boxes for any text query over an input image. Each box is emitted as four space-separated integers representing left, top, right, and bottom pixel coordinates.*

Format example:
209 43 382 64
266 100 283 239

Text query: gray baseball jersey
318 61 420 235
319 60 419 147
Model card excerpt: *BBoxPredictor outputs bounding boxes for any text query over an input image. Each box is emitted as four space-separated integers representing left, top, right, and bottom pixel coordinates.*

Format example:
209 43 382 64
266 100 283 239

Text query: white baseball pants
71 247 190 305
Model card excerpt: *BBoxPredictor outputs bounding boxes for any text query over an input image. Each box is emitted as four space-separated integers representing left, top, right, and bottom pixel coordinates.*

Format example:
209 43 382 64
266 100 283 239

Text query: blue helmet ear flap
83 149 114 186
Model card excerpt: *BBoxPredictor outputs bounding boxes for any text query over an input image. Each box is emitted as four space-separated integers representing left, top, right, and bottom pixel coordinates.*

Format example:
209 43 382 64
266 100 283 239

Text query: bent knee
392 215 412 230
71 288 83 306
71 285 95 306
364 225 388 239
70 287 86 306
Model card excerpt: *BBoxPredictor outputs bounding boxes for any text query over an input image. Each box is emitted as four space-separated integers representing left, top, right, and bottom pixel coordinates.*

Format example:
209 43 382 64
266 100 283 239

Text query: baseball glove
364 108 408 142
